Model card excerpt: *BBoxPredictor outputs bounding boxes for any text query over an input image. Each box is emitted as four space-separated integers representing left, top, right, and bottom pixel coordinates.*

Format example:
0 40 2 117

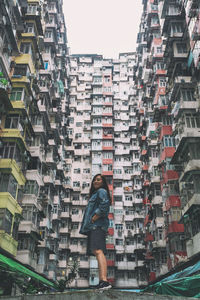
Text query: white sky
63 0 143 59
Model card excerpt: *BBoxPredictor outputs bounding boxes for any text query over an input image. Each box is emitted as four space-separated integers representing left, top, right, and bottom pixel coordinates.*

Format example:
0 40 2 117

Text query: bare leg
93 249 107 281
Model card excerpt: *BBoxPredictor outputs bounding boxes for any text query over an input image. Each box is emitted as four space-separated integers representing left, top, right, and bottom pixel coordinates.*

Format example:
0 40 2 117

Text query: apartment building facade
1 0 200 293
134 0 200 284
0 0 70 290
66 53 148 288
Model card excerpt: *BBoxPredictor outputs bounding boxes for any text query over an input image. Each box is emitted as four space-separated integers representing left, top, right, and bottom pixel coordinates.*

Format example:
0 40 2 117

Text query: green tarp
144 272 200 298
0 253 58 290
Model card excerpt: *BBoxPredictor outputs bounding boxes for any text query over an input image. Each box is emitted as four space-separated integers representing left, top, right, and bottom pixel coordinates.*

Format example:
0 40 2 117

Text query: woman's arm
94 188 110 218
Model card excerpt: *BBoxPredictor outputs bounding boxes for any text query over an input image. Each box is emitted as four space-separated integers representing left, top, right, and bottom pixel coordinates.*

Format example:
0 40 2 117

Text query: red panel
167 222 184 234
149 272 156 282
142 165 149 171
102 171 113 176
163 170 179 182
141 149 147 155
143 180 150 186
106 244 114 250
102 123 112 127
156 69 167 75
160 125 172 140
102 146 113 151
108 184 113 191
144 215 150 226
102 113 112 117
145 233 154 242
108 228 114 235
102 159 113 164
159 147 175 163
143 197 150 205
165 196 181 211
107 260 115 267
108 213 114 219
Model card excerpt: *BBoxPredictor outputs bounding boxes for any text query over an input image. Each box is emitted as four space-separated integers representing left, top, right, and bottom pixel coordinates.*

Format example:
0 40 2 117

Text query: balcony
0 159 26 185
59 227 69 234
18 221 39 236
152 195 162 205
16 250 37 270
115 261 136 270
0 192 22 216
152 239 166 249
60 211 70 219
180 159 200 182
187 231 200 259
69 244 86 253
0 232 18 256
167 221 184 235
182 193 200 217
59 260 67 268
14 54 35 74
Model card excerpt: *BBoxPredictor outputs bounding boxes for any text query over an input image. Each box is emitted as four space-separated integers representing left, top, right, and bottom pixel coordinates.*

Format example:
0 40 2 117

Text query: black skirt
86 227 107 256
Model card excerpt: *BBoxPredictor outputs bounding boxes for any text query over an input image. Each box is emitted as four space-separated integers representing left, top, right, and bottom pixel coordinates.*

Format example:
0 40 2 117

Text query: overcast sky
63 0 143 59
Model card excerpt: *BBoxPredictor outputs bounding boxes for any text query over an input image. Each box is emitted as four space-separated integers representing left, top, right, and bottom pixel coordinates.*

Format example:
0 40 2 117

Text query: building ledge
1 290 197 300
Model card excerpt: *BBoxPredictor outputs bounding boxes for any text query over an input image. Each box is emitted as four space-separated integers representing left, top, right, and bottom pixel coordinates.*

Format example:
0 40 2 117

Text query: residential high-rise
134 0 200 284
1 0 200 294
0 0 70 291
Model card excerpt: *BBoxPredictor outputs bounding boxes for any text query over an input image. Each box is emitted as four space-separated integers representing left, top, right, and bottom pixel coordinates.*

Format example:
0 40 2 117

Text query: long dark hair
89 174 111 204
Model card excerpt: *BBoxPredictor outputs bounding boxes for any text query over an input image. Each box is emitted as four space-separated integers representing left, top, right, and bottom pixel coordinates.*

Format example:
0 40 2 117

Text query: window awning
0 253 58 290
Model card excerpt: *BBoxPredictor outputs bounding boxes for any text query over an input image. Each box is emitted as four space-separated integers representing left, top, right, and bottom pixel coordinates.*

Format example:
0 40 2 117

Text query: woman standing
79 174 112 290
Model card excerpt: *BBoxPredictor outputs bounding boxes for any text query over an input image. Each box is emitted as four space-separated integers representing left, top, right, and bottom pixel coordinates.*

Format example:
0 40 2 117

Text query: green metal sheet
0 253 58 289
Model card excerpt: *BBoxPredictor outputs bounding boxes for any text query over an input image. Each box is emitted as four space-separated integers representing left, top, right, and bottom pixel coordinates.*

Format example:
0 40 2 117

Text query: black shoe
96 280 112 290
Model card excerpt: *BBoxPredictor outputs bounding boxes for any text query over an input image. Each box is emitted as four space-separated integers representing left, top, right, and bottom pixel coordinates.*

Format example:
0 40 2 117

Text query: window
159 78 166 87
27 4 37 14
72 194 79 201
125 195 132 201
103 152 113 159
181 89 195 101
126 222 134 230
113 169 122 174
72 223 79 230
171 23 183 34
0 173 18 199
10 88 24 101
44 61 49 70
24 180 39 196
103 164 112 171
72 208 79 215
156 46 162 53
176 43 188 54
5 115 20 129
73 181 80 187
163 136 175 147
45 31 52 38
0 208 13 234
20 43 32 55
114 181 122 188
25 23 35 33
116 239 123 245
114 209 123 215
116 254 124 262
115 224 123 230
114 195 122 202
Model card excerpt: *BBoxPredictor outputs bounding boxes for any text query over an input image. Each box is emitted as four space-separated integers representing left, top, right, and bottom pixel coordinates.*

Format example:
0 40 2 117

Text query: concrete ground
1 290 197 300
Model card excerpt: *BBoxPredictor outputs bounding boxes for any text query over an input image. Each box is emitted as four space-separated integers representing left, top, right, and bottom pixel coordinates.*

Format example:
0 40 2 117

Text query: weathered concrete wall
0 290 197 300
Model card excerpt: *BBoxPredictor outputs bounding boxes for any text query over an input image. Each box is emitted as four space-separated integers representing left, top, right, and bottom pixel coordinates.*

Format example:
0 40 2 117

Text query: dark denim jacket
79 188 110 235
